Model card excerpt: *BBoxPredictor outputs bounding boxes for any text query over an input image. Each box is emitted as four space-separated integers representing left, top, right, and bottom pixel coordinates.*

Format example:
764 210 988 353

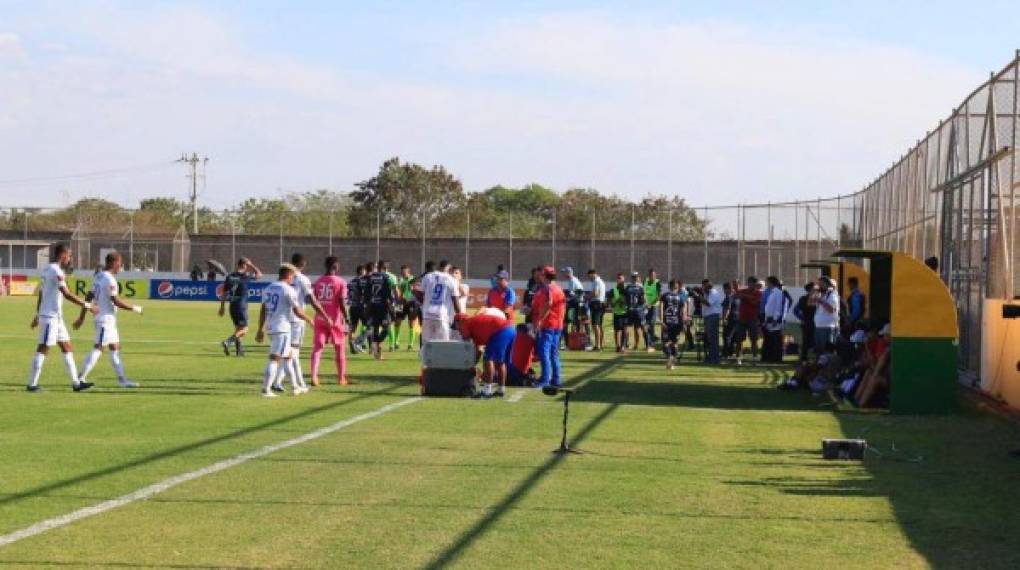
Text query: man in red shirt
485 271 517 320
456 311 516 398
733 276 763 365
531 265 566 387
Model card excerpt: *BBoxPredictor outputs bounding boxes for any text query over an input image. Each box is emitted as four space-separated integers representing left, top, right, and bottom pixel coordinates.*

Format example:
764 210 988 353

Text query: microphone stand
544 385 585 455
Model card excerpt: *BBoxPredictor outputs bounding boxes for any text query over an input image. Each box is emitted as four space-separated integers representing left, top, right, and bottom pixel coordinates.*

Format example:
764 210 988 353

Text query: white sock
80 349 102 380
290 348 306 388
263 360 279 392
62 352 79 386
28 352 45 387
110 350 126 381
283 358 299 389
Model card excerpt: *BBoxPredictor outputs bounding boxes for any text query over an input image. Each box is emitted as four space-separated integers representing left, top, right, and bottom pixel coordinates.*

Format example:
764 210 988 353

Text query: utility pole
177 152 208 234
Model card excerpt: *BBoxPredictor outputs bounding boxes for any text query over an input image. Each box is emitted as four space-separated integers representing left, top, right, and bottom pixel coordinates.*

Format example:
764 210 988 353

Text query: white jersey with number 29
421 271 458 323
263 281 300 334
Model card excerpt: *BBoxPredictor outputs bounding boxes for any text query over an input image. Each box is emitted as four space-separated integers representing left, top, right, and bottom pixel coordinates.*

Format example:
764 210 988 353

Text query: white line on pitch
0 397 421 548
507 389 528 403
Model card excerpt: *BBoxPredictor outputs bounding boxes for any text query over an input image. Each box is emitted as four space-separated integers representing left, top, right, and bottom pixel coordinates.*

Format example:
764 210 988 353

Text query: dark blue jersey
223 271 254 306
661 291 684 325
349 276 365 306
623 283 646 308
367 272 393 305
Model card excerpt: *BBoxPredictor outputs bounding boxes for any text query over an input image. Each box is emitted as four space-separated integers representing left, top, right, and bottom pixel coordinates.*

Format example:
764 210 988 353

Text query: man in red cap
530 265 566 387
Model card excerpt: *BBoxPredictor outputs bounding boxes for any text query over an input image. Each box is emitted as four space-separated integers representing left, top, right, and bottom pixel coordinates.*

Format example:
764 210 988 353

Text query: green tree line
0 157 707 240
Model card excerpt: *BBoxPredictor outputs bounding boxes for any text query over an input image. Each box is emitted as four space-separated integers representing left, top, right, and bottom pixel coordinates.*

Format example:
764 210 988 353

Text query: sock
283 358 299 389
335 342 347 380
109 350 126 381
310 347 323 380
235 339 243 353
407 325 415 347
291 348 306 388
391 324 400 349
62 352 79 386
263 360 279 392
225 335 236 346
80 348 102 380
28 352 45 387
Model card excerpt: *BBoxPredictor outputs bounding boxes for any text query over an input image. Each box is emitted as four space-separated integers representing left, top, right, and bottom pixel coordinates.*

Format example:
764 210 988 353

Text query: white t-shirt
587 277 606 303
456 282 470 314
814 289 841 329
289 272 312 323
562 276 583 294
38 263 67 318
264 281 300 334
421 271 458 322
702 287 723 316
93 271 119 321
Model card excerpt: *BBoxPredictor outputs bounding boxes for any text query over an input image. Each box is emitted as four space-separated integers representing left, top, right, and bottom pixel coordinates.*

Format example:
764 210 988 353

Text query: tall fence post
816 197 822 260
590 208 596 272
375 209 381 261
22 209 28 269
508 211 513 280
629 204 635 274
551 210 557 269
328 209 334 255
230 218 236 266
736 205 742 280
1012 50 1019 298
667 209 673 279
465 208 470 279
128 212 135 271
794 201 800 285
278 211 284 265
766 201 772 277
703 206 709 278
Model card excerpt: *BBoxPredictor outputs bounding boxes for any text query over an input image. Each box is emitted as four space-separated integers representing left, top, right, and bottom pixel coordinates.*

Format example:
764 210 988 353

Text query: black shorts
612 314 628 332
402 299 421 321
368 303 391 327
663 323 683 344
349 304 364 328
628 307 646 327
229 303 248 327
589 301 605 325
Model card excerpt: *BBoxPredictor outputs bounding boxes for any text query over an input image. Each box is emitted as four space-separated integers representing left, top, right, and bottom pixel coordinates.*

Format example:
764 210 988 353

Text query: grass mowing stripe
0 396 421 549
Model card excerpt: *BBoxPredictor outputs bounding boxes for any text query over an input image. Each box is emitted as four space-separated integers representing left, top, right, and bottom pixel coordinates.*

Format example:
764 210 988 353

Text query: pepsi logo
157 281 174 298
215 283 225 298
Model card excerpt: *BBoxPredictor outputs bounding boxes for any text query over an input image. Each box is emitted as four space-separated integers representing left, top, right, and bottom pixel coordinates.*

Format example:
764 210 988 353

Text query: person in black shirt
522 266 541 324
660 279 687 370
623 271 650 350
365 261 397 359
351 263 373 352
793 282 817 363
218 257 262 356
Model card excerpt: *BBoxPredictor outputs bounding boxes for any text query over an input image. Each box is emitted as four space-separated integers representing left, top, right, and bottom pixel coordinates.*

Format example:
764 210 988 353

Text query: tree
351 158 466 238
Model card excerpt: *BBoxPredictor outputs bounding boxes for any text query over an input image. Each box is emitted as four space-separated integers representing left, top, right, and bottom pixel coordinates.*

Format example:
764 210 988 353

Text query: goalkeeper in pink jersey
311 256 350 386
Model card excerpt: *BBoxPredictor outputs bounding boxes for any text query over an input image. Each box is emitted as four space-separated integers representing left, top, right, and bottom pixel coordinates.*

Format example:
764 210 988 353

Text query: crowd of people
25 242 891 408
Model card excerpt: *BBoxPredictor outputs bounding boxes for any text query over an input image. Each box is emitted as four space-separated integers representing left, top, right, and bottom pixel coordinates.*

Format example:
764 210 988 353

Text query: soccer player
218 257 262 356
624 271 650 351
561 267 586 339
660 279 688 370
531 265 566 388
365 260 398 359
347 264 367 353
74 251 144 387
607 273 629 352
451 266 469 315
274 253 331 390
392 264 418 351
311 256 349 386
420 260 460 346
27 243 96 392
486 270 516 320
455 311 516 398
586 269 606 351
352 261 377 350
644 268 663 349
256 264 314 397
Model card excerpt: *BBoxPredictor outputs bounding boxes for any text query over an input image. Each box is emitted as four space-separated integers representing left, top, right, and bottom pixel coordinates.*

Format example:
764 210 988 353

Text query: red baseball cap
542 265 556 278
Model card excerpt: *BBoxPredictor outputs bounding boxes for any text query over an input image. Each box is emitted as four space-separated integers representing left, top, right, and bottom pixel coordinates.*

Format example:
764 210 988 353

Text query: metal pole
741 204 747 277
667 209 673 279
465 208 470 279
766 201 772 277
794 201 800 284
703 206 708 278
328 209 334 255
1012 51 1019 297
816 197 822 259
279 212 284 264
836 195 842 249
508 211 514 279
420 209 426 274
552 210 557 269
629 204 635 274
23 210 28 268
375 209 381 261
128 212 134 271
736 205 741 280
590 208 596 271
230 219 236 265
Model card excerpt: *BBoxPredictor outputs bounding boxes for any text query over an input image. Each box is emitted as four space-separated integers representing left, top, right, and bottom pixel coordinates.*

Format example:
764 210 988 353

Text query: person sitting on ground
850 323 892 408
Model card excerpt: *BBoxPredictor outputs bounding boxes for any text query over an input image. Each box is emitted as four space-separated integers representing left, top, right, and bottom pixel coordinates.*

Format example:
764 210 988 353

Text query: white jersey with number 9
421 270 457 323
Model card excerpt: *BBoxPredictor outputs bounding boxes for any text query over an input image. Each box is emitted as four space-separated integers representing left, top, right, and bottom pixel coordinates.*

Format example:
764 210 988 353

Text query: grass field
2 297 1020 569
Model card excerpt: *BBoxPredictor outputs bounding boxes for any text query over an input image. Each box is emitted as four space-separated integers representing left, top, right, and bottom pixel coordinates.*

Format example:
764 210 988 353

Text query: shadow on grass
573 377 815 411
422 403 620 569
0 384 406 507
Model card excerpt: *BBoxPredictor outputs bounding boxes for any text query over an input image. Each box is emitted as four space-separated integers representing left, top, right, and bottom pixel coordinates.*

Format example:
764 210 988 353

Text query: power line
0 161 177 187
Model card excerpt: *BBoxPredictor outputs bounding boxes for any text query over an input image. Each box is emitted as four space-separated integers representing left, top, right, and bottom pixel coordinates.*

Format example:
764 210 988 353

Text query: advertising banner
67 277 149 300
149 279 269 302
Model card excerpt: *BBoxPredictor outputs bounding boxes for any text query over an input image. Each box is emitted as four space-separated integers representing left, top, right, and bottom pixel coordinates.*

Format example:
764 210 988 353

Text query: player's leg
262 333 287 397
407 305 419 350
535 330 553 387
78 324 105 383
310 320 328 387
27 317 59 391
333 326 348 385
390 304 402 351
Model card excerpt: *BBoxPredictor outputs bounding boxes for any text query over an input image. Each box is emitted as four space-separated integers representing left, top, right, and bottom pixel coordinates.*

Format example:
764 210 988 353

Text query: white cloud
0 32 24 55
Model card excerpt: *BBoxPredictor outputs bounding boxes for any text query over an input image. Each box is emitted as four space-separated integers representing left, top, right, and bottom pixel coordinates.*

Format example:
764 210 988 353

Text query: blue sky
0 0 1015 210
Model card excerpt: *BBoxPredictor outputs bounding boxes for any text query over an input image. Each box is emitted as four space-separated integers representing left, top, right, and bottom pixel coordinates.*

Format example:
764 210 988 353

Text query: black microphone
541 385 574 397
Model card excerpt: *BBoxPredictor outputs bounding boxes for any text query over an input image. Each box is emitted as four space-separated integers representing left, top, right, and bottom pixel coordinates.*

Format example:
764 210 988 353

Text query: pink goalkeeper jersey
312 274 347 324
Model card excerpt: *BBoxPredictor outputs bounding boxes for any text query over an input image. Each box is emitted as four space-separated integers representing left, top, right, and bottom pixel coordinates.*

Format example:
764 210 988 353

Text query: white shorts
289 321 305 348
37 315 70 347
421 319 452 344
269 332 292 357
94 318 120 346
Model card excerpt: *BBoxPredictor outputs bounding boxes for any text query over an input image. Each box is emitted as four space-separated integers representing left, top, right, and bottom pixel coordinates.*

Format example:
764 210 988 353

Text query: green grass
1 297 1019 568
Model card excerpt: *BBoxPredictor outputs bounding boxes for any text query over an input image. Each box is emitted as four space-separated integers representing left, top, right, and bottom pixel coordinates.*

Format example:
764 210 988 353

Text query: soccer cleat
73 381 94 392
646 347 656 354
293 386 308 395
221 341 231 356
118 378 139 388
261 390 278 398
271 383 285 393
26 385 42 393
495 388 506 398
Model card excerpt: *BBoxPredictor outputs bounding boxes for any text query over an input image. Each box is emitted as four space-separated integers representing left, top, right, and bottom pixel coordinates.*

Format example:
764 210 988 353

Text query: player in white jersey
420 259 461 346
26 243 96 392
271 253 331 392
72 251 144 388
255 264 318 397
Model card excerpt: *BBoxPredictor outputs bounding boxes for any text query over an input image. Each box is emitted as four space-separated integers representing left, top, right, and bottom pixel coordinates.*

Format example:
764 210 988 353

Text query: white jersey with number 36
264 281 299 334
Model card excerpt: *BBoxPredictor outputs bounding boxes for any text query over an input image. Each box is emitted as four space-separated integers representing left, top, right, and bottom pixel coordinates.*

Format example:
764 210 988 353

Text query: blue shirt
223 271 254 306
848 289 866 322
